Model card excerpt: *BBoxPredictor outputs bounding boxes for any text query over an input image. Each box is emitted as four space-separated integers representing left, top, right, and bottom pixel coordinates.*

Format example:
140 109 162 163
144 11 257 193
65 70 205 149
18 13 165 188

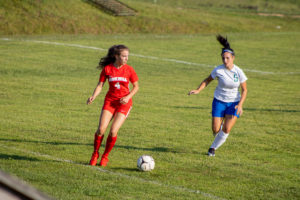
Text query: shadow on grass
244 108 300 113
0 138 181 153
173 106 300 113
110 167 139 172
114 145 179 153
0 138 90 146
0 153 40 161
172 106 209 110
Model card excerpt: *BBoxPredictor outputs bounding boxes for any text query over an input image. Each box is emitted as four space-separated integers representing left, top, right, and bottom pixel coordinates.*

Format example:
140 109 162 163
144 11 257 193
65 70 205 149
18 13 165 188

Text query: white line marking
1 38 299 75
0 144 225 200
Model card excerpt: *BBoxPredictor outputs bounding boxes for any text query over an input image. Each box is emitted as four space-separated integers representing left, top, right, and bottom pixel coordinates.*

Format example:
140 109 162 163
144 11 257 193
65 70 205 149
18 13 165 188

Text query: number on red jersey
114 82 120 89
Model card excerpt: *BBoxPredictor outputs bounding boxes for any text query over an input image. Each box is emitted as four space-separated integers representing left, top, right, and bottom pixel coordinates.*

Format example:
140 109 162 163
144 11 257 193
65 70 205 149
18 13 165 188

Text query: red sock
90 134 104 165
102 135 117 158
93 134 104 153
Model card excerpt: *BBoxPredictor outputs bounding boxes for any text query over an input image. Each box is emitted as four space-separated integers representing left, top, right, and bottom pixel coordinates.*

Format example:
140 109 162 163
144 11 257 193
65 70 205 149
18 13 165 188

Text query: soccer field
0 33 299 200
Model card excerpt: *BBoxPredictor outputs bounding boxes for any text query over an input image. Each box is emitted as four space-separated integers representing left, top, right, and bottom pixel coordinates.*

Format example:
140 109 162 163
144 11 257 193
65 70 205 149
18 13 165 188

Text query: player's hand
87 96 95 105
235 104 243 116
188 90 199 95
120 96 130 104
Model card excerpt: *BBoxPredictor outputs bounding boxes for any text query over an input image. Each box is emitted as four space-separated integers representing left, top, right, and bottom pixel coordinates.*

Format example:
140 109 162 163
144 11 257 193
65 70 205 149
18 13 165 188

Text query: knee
96 127 106 136
109 129 118 137
222 127 231 134
212 127 220 134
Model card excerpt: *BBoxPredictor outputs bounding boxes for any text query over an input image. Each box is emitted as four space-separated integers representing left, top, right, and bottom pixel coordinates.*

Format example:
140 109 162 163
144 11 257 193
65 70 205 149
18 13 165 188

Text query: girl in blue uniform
189 35 248 156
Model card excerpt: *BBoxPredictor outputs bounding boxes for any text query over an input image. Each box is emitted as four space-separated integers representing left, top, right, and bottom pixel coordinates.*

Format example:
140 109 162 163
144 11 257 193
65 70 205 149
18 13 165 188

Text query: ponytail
216 35 235 56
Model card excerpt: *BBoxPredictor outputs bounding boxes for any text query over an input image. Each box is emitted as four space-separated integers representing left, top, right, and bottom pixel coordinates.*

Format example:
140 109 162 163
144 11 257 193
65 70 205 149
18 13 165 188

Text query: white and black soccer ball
137 155 155 172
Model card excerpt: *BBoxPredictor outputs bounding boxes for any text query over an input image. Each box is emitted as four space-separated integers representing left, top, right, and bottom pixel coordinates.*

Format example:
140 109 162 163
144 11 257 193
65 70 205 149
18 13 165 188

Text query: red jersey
99 64 139 101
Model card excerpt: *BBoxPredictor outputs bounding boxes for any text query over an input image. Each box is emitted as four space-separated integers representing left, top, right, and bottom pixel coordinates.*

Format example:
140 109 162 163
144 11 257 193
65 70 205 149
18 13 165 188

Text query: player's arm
120 81 139 104
235 81 247 116
188 75 213 95
87 81 104 105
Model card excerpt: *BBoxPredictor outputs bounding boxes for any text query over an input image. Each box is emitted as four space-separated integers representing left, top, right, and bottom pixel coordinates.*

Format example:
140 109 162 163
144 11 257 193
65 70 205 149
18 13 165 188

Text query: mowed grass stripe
1 37 299 75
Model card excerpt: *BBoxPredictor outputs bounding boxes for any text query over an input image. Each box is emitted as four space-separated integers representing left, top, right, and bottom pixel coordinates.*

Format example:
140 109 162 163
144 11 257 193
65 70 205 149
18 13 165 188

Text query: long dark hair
97 45 129 69
216 34 235 56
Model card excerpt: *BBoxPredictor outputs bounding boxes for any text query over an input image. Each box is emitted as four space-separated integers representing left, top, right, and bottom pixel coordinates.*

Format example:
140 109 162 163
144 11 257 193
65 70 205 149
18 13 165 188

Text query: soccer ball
137 155 155 172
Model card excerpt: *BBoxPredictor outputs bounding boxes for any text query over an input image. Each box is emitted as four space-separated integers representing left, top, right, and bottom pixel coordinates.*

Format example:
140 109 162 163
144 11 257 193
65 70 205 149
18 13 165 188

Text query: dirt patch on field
258 13 300 19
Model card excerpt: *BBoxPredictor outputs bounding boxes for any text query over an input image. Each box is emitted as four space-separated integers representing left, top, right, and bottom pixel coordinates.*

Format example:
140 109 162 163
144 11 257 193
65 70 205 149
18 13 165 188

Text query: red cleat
99 156 109 167
89 152 99 166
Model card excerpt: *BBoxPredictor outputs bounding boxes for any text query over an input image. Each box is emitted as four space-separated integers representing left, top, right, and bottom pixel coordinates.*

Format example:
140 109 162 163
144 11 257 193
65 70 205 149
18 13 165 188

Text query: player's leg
222 100 239 134
100 112 127 166
211 98 226 136
97 109 114 136
210 115 237 151
212 117 223 137
89 109 114 166
208 117 223 156
222 114 237 133
208 101 239 156
209 98 234 156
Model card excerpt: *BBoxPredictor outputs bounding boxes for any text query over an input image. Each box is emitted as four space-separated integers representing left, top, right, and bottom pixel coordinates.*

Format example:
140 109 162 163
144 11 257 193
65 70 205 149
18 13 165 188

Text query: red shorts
102 99 132 117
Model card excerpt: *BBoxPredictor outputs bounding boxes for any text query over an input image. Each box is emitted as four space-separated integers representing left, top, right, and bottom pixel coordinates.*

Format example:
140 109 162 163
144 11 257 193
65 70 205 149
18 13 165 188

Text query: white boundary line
0 144 226 200
1 38 299 75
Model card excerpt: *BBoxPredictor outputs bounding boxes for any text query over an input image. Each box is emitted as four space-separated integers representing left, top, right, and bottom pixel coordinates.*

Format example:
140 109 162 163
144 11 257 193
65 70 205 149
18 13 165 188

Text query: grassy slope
0 33 299 199
0 0 299 35
131 0 300 14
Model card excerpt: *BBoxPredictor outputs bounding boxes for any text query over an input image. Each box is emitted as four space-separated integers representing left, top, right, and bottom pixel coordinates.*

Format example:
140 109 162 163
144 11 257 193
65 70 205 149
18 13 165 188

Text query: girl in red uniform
87 45 139 166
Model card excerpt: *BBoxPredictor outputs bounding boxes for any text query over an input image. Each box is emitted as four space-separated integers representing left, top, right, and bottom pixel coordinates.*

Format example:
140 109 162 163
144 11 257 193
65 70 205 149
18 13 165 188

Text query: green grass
0 32 300 199
0 0 300 35
131 0 300 15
